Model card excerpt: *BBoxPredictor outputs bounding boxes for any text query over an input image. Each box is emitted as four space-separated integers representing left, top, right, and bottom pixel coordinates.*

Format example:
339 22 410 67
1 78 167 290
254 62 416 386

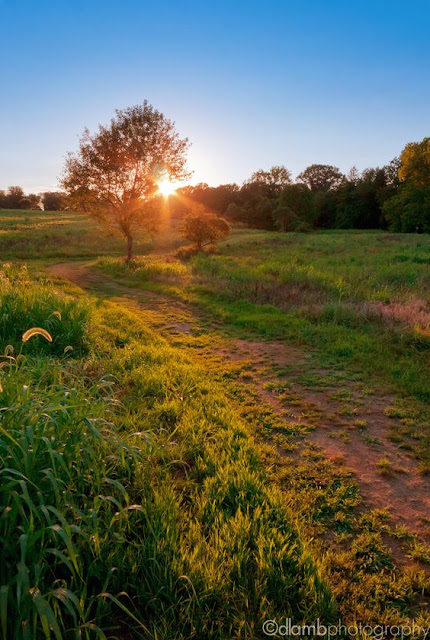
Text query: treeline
0 187 64 211
172 136 429 233
2 136 429 232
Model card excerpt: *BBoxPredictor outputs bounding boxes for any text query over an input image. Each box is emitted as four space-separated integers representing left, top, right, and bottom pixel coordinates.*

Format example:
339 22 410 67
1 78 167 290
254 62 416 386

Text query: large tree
398 137 430 187
296 164 345 192
61 100 190 261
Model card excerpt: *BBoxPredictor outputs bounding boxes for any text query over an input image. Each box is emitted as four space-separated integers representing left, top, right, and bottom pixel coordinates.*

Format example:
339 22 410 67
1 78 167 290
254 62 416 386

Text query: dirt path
48 261 430 542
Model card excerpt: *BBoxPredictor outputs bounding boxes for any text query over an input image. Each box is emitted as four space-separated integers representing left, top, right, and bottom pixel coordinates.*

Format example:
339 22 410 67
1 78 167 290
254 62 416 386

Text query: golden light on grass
157 178 179 197
22 327 53 343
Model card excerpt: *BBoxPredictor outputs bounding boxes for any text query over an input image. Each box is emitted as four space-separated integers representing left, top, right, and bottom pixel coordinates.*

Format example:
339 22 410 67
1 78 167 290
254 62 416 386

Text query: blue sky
1 0 429 191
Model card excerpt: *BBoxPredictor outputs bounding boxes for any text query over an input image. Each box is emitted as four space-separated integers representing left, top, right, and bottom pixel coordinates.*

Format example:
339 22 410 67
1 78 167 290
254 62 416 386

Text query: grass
0 265 337 638
0 263 89 356
2 219 430 636
0 210 185 260
97 229 430 466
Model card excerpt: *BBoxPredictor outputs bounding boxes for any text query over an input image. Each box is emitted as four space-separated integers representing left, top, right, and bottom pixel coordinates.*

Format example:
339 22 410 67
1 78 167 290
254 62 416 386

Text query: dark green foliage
383 184 430 232
273 184 315 231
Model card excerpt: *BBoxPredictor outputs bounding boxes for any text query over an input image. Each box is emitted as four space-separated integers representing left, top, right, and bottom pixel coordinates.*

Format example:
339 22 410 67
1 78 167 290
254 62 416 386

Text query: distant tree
61 100 190 262
202 183 240 214
273 184 315 231
398 137 430 187
42 191 65 211
180 205 230 249
0 190 5 208
245 165 292 197
383 157 401 187
229 195 277 230
5 186 25 209
225 202 245 223
20 193 42 210
314 190 338 228
296 164 345 192
383 184 430 232
346 166 361 185
176 183 240 216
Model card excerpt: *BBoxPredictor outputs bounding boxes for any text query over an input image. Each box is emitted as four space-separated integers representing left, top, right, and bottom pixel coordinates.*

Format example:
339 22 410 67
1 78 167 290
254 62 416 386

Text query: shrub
180 205 230 249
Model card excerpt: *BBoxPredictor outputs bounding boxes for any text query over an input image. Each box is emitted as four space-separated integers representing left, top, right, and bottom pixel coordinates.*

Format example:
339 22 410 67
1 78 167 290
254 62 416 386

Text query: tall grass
0 264 89 356
0 265 336 638
97 256 189 282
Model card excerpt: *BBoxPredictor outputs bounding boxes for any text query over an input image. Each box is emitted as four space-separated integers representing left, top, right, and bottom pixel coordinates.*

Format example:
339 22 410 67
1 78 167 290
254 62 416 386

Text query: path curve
48 261 430 542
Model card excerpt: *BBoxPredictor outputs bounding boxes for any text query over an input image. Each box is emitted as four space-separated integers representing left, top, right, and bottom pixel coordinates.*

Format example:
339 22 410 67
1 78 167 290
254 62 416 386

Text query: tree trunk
126 234 133 263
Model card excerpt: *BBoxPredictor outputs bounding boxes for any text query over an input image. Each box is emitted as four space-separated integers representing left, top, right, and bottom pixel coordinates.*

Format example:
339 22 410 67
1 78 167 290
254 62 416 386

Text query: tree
296 164 345 192
227 195 276 230
180 205 230 249
383 184 430 233
42 192 65 211
383 157 401 187
61 100 190 261
5 186 24 209
245 165 292 197
346 166 361 185
20 193 42 210
398 137 430 187
175 183 240 216
273 184 315 231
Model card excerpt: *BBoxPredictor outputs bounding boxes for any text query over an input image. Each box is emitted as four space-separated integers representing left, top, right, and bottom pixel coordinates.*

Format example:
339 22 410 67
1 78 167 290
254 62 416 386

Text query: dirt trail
48 261 430 541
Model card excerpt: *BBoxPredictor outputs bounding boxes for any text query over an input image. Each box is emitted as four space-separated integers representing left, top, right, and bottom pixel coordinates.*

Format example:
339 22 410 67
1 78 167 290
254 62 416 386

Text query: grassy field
1 209 430 638
98 230 430 464
0 209 183 259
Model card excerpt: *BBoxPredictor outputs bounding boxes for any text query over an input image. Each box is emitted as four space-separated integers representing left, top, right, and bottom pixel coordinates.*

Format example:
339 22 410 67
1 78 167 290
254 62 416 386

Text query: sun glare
157 178 178 197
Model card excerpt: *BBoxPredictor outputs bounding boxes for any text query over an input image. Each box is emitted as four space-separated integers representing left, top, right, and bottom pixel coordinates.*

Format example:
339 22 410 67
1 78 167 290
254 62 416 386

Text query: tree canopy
246 165 292 196
61 100 190 260
398 137 430 187
180 205 230 249
296 164 345 192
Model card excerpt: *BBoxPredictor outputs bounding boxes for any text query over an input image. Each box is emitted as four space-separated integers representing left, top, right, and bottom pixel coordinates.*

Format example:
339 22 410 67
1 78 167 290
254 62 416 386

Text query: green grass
1 266 337 638
3 225 430 636
0 210 185 260
97 230 430 464
0 263 89 356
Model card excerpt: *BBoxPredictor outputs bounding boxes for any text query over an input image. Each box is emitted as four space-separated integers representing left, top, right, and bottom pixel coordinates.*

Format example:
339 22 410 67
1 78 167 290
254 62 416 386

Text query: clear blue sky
1 0 429 192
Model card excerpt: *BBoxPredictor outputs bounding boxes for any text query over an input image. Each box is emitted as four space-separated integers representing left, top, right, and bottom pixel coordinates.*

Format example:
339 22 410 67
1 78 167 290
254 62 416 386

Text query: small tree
61 100 190 262
180 206 230 250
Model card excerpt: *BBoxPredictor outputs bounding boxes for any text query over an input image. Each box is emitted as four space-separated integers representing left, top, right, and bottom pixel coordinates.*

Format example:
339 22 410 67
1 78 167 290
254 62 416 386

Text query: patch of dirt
215 339 430 541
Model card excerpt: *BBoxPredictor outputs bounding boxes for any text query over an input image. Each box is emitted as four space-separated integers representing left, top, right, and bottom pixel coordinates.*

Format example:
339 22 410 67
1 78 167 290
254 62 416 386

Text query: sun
157 178 178 197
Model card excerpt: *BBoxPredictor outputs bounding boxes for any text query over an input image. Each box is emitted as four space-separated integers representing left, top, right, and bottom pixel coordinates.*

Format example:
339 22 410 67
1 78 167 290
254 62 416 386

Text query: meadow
1 210 430 638
0 210 183 259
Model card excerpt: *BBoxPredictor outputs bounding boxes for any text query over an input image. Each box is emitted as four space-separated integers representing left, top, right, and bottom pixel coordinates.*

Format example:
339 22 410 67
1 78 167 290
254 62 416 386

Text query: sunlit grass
1 266 336 638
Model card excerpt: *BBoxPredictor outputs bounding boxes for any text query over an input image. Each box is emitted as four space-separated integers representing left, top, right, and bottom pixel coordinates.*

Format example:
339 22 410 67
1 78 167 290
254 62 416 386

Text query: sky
0 0 429 192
